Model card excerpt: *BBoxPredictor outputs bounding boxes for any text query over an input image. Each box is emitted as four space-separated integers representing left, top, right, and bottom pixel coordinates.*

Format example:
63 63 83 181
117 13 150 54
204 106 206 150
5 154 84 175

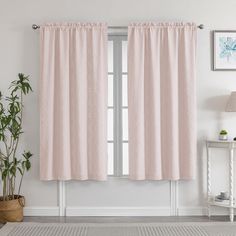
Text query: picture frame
213 30 236 71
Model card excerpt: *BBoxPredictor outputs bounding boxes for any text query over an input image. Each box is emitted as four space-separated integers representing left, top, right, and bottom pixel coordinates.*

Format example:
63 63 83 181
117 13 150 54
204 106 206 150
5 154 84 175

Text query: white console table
206 140 236 222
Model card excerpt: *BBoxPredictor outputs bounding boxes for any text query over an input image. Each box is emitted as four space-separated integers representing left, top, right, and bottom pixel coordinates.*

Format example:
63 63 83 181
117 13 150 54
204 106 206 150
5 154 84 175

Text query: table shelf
208 199 235 208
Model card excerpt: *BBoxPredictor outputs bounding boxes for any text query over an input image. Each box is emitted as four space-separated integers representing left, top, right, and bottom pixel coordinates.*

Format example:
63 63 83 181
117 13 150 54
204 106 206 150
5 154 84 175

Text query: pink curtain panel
128 23 197 180
40 23 108 180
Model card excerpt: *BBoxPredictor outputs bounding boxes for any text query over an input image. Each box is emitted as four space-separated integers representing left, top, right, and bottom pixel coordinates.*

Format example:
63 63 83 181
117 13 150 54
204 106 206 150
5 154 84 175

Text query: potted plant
219 130 228 141
0 74 33 223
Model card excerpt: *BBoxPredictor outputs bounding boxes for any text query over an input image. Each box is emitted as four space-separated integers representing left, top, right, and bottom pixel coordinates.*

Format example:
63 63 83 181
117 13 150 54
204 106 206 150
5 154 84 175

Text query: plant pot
0 195 25 223
219 134 228 140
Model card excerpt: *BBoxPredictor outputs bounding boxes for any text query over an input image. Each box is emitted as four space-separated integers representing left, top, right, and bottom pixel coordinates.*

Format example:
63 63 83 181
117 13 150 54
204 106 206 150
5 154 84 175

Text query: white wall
1 0 236 216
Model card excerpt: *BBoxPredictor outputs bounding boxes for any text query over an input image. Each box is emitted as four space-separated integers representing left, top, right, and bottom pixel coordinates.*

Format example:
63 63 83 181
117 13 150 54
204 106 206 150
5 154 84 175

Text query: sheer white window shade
122 41 128 73
107 143 114 175
108 75 113 106
108 41 113 73
107 39 114 175
122 75 128 107
122 143 129 175
107 109 113 141
122 109 128 141
107 35 128 176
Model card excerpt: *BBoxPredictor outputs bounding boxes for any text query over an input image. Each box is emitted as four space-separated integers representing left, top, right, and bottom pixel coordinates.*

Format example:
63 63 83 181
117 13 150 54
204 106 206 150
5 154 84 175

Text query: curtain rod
32 24 204 30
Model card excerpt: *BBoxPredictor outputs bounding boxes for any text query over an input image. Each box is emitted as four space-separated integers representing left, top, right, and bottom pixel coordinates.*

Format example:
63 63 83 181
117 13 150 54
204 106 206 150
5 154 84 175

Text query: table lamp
226 91 236 141
226 91 236 112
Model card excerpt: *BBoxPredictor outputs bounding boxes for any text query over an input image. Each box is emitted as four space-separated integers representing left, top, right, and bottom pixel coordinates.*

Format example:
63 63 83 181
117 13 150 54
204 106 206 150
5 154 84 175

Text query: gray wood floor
27 216 231 223
10 216 235 223
0 216 232 229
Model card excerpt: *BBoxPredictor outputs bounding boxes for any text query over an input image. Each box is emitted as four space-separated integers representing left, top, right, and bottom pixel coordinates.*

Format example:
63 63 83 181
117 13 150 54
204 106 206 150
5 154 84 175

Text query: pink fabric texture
40 23 108 180
128 22 197 180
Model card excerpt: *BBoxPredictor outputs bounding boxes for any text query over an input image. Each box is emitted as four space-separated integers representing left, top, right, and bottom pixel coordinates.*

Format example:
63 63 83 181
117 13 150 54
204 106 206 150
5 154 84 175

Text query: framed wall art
213 31 236 70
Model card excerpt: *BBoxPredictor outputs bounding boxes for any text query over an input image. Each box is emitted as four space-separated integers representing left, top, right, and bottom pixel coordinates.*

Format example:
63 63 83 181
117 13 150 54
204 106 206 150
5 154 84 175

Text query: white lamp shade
226 91 236 112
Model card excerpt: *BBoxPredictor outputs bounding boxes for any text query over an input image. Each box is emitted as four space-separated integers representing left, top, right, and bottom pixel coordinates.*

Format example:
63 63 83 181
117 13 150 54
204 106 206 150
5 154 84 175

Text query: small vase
219 134 228 140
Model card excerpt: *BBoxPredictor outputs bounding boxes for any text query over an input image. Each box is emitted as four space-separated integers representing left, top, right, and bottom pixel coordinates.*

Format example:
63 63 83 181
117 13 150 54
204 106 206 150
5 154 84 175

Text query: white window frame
108 34 128 177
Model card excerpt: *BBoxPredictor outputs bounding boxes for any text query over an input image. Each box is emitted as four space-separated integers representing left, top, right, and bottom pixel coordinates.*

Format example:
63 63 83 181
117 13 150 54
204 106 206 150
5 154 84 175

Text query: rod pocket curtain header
41 23 107 30
128 22 197 29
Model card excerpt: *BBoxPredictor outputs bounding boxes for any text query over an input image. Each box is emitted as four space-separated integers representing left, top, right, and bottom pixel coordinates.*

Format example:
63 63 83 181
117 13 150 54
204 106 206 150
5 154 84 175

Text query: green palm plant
0 73 33 201
220 130 228 135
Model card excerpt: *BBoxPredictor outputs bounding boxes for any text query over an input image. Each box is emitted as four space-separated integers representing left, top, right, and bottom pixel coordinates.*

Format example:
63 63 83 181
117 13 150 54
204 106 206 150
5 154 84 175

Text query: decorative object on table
0 74 33 223
213 31 236 70
215 191 234 204
215 191 230 201
220 191 229 200
214 197 234 204
219 130 228 140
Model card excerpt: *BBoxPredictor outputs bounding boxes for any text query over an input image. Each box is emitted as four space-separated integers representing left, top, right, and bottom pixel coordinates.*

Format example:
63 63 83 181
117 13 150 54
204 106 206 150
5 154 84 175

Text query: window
107 35 128 176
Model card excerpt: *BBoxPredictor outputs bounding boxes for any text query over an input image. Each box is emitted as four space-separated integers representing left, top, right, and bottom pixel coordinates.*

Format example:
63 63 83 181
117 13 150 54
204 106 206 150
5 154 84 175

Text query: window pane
108 41 113 73
122 75 127 107
122 108 128 141
108 143 114 175
107 109 113 140
122 41 127 73
108 75 113 106
123 143 129 175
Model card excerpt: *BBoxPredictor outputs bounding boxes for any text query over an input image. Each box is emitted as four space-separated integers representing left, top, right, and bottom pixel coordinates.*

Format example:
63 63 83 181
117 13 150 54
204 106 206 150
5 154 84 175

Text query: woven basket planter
0 195 25 223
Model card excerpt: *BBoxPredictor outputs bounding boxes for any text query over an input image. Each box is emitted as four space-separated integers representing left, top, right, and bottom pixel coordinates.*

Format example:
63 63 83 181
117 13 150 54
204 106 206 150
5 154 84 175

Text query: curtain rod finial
32 24 40 30
198 24 204 29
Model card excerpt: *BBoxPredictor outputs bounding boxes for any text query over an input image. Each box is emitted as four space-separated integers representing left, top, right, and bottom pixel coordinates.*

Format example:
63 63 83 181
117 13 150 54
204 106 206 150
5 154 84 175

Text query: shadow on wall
22 26 40 160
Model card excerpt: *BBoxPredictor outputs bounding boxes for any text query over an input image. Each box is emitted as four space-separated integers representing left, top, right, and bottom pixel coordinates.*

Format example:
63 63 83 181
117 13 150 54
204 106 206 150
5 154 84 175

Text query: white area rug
1 222 236 236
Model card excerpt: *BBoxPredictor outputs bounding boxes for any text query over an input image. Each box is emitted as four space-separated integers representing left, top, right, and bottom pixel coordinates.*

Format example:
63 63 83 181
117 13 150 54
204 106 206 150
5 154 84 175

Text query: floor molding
170 181 178 216
24 207 60 216
58 181 66 216
178 206 233 216
23 206 230 217
66 207 171 216
177 207 207 216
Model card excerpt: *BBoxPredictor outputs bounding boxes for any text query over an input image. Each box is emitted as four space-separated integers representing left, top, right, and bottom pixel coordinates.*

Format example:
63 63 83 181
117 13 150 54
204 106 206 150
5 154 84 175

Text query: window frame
108 34 128 177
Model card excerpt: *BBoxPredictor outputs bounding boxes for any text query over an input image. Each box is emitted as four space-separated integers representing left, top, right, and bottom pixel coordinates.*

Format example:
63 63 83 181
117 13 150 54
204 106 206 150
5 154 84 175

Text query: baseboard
66 207 171 216
24 207 59 216
24 206 171 217
23 206 230 217
177 207 208 216
177 206 231 216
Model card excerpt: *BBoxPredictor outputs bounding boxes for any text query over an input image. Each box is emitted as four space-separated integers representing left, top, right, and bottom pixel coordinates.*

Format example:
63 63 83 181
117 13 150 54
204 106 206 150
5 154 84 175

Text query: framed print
213 31 236 70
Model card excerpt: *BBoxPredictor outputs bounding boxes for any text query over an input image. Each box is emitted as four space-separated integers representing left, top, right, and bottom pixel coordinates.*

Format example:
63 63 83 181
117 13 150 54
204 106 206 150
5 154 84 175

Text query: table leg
230 208 234 222
207 145 211 218
229 148 234 222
